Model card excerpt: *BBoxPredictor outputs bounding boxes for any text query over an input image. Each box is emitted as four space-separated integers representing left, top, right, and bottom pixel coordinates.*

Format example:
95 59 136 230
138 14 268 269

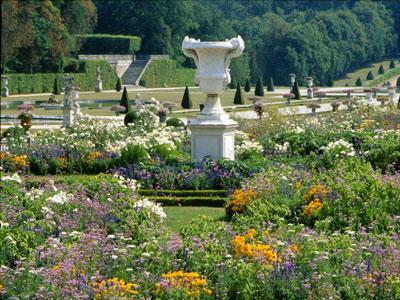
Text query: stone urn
182 36 244 161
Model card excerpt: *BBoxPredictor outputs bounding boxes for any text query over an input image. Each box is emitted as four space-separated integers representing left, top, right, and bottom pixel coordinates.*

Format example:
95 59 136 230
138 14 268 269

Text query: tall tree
181 86 192 109
233 82 244 104
1 0 34 72
120 87 130 113
255 77 264 96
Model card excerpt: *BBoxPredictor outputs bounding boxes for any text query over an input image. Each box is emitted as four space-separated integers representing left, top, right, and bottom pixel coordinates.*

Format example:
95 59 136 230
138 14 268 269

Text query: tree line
2 0 399 86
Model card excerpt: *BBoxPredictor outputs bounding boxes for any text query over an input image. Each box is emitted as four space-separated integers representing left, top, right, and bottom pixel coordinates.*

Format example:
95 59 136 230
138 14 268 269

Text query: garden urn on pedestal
306 76 313 99
364 89 373 102
1 76 9 97
182 36 244 161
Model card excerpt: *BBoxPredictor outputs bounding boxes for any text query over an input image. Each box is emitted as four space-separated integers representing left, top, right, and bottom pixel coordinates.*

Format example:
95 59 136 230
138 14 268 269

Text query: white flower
107 234 116 239
111 255 118 260
47 191 69 204
1 173 22 184
141 252 151 257
134 198 166 221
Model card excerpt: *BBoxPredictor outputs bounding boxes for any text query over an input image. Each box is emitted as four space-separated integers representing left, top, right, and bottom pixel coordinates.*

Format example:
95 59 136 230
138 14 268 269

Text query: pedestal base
187 118 238 161
63 109 74 128
2 88 9 97
95 80 103 92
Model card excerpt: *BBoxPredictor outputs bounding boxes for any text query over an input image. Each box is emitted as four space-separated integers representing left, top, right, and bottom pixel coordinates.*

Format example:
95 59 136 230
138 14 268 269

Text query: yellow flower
93 277 139 299
231 233 279 265
294 181 302 190
88 151 102 161
12 155 29 170
287 244 298 253
59 157 67 169
226 189 256 213
157 271 211 298
303 199 323 216
52 265 60 272
303 184 328 203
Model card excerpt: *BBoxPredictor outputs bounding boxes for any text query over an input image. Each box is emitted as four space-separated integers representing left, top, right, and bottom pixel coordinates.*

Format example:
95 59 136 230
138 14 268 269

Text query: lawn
163 206 225 233
333 59 399 87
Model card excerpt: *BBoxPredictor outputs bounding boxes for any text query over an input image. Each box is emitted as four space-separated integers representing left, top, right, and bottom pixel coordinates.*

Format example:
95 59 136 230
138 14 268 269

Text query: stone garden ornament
1 75 9 97
182 36 244 161
95 65 103 92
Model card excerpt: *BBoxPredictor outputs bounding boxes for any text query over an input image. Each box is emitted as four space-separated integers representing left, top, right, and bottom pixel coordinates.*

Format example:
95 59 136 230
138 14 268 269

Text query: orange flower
12 155 29 170
88 151 102 161
303 184 328 203
226 189 256 213
303 199 323 216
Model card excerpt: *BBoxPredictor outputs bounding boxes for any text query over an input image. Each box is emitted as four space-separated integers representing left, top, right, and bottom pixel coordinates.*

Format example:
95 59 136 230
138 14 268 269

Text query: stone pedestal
307 87 313 99
188 119 237 160
2 76 9 97
63 107 74 128
95 80 103 92
2 87 9 97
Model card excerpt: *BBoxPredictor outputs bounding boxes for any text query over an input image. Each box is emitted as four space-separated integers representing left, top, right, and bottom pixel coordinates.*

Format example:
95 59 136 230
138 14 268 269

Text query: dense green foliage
120 87 131 113
115 77 122 92
76 34 141 54
365 67 400 87
141 59 195 88
244 78 251 92
355 77 363 86
378 64 385 74
52 77 60 95
3 0 398 85
390 60 396 69
366 71 374 80
5 60 117 94
255 77 264 96
228 77 237 89
233 83 244 105
267 77 274 91
181 86 192 109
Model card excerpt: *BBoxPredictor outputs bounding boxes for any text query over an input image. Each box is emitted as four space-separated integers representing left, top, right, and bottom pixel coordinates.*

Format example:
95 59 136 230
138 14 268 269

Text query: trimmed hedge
4 61 118 94
141 59 195 87
77 34 141 54
139 189 228 197
146 196 226 207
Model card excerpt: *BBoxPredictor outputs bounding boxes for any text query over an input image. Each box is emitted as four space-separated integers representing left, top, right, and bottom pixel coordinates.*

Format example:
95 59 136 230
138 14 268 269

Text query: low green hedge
139 189 228 197
4 61 118 94
147 196 226 207
141 59 195 87
77 34 141 54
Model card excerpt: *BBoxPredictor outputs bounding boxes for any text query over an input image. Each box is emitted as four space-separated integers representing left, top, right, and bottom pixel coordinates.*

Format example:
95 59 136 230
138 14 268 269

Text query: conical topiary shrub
120 87 131 113
116 77 122 92
378 64 385 74
366 71 374 80
53 77 60 95
181 86 192 109
389 60 395 69
291 79 301 100
244 78 251 92
229 77 237 89
327 74 334 87
234 82 244 105
355 77 363 87
255 77 264 96
267 77 274 91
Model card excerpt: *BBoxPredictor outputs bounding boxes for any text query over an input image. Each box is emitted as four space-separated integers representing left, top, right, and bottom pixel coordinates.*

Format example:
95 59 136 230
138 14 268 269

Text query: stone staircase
121 59 149 86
